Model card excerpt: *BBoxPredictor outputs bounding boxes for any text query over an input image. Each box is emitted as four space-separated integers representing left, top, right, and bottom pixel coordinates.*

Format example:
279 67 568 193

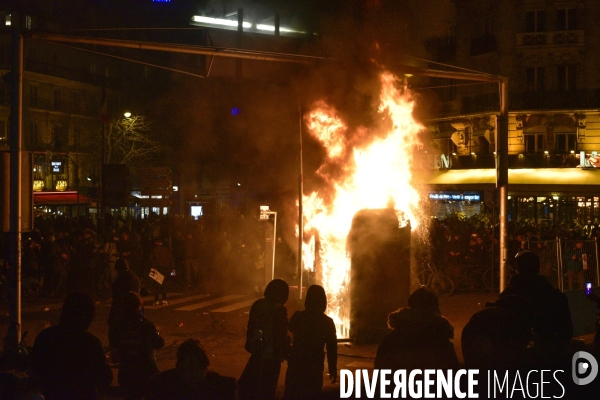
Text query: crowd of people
23 249 600 399
3 212 600 398
2 212 294 303
25 278 337 400
425 213 600 290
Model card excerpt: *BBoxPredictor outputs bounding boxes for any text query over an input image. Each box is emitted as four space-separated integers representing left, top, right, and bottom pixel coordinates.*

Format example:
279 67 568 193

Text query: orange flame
300 72 423 337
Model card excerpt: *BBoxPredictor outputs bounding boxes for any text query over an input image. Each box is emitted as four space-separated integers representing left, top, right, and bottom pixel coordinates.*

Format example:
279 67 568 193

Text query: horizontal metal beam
29 32 324 64
397 65 502 83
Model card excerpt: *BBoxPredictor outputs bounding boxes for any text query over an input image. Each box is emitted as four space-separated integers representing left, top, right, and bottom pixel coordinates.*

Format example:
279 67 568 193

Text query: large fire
300 72 424 337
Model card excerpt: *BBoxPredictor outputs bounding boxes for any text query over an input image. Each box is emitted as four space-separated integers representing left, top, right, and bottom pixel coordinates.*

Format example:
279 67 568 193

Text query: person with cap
284 284 337 400
238 278 290 400
147 338 236 400
29 291 113 400
499 250 573 357
111 291 164 400
374 287 459 372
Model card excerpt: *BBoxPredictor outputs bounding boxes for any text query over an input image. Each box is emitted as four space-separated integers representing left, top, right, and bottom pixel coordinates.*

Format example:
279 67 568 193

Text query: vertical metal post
236 8 243 79
298 107 303 299
557 237 564 291
271 212 277 281
595 237 600 287
498 79 509 292
3 12 24 361
275 14 280 36
100 119 104 232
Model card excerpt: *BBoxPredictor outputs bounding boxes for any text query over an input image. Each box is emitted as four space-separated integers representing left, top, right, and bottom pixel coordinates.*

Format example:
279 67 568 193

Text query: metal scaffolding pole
298 107 304 299
2 13 24 363
29 32 323 64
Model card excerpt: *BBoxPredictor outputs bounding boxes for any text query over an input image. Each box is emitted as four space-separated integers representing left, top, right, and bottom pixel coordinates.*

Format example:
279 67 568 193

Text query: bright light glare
192 16 252 28
256 24 306 34
124 112 131 118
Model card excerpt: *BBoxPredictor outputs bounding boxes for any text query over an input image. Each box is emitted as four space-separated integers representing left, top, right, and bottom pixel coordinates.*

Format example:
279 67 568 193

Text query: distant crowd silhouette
3 212 294 304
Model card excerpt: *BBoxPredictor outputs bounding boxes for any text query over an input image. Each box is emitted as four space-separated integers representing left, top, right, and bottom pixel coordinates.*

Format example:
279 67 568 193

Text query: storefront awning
425 168 600 195
34 191 95 205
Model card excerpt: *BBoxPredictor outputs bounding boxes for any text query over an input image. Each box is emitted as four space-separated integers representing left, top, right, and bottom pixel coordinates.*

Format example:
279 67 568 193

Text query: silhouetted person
499 250 573 357
374 287 459 371
108 258 141 347
184 232 201 288
238 278 289 400
111 291 164 400
148 237 175 306
29 291 112 400
564 240 585 290
461 306 530 370
284 285 337 400
147 338 236 400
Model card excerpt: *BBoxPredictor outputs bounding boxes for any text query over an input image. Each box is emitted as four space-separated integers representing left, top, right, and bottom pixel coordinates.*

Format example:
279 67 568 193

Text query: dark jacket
374 307 459 371
147 369 236 400
149 244 175 275
284 310 337 399
244 297 289 361
108 271 141 327
111 314 164 385
30 325 113 400
500 274 573 351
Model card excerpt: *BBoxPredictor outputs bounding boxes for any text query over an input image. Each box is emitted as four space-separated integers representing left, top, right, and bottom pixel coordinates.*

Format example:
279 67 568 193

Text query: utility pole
2 11 24 364
298 107 304 299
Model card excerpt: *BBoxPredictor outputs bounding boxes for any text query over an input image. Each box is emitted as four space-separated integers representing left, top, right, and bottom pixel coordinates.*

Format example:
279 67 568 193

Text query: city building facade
423 0 600 226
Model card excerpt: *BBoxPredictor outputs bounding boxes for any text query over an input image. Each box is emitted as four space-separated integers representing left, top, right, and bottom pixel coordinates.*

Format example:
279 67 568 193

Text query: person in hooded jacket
284 285 337 400
499 250 573 360
238 278 289 400
374 287 459 372
29 291 113 400
147 338 236 400
110 291 164 400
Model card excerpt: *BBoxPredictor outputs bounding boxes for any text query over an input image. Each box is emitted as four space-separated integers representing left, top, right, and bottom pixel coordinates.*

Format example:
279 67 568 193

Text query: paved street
0 288 595 399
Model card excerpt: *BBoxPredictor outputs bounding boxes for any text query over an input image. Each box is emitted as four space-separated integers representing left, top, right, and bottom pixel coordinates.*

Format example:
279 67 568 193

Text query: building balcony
462 90 600 114
429 153 583 170
516 30 585 50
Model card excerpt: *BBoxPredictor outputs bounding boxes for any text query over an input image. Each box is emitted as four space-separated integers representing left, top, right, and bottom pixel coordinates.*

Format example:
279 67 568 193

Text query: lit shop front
426 168 600 225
